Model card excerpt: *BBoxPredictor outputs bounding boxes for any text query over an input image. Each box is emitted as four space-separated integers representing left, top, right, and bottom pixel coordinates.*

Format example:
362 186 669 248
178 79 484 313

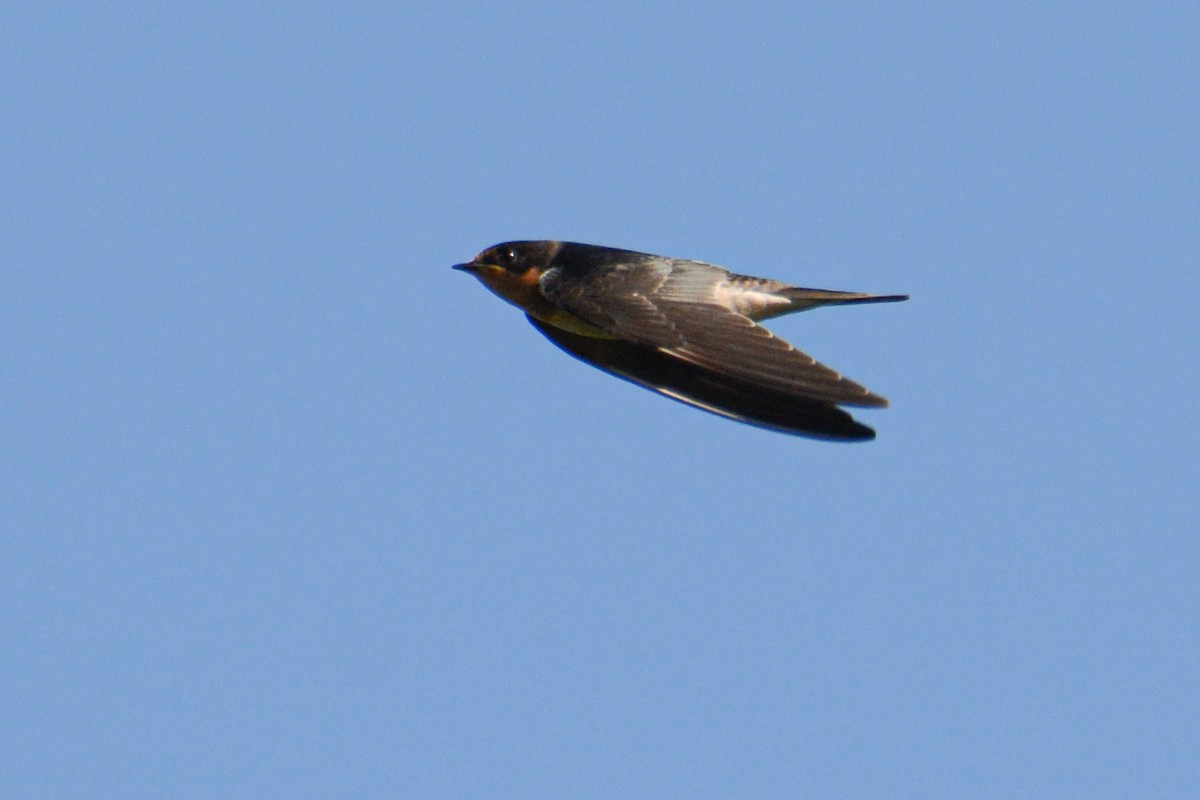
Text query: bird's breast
476 266 618 339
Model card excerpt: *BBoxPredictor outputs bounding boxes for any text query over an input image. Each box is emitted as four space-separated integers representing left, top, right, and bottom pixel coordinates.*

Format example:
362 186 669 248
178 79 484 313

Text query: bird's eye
500 247 522 269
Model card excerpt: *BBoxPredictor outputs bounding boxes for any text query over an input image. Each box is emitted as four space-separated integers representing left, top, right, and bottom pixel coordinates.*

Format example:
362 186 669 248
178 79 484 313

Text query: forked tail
780 288 909 309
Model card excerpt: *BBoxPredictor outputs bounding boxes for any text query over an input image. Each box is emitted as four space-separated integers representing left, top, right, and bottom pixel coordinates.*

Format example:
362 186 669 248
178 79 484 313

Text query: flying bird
454 240 907 441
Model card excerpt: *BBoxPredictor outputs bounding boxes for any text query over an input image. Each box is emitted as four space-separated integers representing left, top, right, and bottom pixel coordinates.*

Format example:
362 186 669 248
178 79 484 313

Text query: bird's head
452 240 563 308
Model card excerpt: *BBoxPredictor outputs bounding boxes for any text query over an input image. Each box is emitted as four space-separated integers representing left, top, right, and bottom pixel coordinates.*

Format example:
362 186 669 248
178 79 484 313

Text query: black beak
452 262 480 272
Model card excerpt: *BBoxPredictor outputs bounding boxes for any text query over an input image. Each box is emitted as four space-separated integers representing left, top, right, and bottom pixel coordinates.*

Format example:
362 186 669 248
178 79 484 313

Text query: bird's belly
537 309 620 339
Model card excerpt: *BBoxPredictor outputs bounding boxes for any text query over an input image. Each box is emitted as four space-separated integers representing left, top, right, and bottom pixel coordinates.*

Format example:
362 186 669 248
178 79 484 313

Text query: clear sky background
4 3 1197 797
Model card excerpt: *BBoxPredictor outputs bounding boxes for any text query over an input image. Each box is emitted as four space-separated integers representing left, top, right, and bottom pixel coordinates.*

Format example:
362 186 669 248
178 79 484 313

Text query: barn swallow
453 241 907 441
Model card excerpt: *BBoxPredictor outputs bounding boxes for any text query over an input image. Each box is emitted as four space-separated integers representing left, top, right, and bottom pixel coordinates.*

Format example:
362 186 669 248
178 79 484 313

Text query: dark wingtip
526 315 884 442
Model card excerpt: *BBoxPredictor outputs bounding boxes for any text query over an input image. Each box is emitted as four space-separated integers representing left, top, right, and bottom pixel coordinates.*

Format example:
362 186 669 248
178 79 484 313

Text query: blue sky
4 2 1197 797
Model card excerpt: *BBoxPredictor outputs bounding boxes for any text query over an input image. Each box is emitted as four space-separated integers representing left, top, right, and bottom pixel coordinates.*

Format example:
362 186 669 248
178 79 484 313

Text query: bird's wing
539 257 889 408
527 315 876 441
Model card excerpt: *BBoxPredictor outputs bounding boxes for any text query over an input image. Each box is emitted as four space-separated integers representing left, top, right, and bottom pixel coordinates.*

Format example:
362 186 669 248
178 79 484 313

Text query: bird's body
454 240 906 441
